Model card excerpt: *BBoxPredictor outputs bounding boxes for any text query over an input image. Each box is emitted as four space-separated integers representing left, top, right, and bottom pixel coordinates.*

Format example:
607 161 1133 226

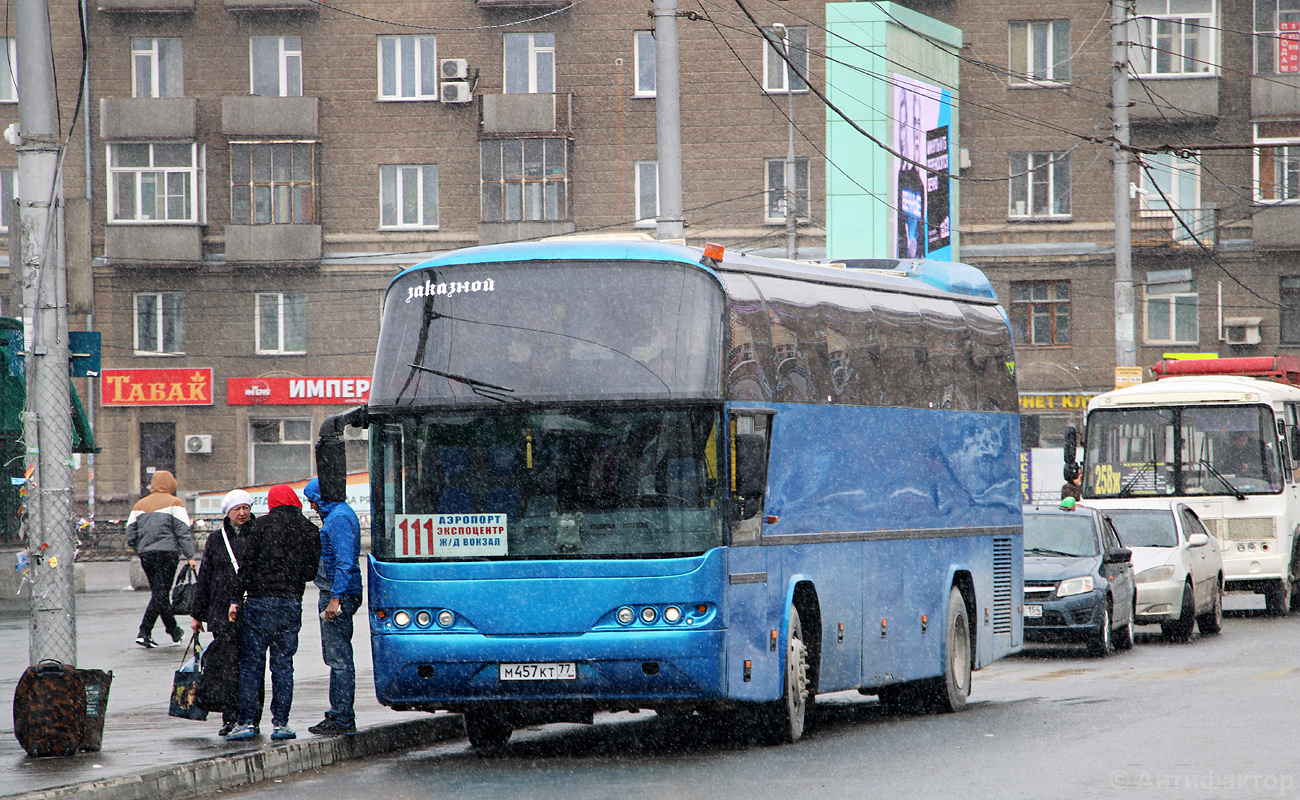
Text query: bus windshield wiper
1198 459 1245 500
1118 461 1157 497
407 363 520 404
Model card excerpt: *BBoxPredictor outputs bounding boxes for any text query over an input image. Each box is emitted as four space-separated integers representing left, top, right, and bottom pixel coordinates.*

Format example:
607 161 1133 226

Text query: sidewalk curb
5 715 464 800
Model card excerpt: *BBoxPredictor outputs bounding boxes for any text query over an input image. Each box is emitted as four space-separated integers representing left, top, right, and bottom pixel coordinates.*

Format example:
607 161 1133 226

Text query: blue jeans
319 593 362 727
236 597 301 728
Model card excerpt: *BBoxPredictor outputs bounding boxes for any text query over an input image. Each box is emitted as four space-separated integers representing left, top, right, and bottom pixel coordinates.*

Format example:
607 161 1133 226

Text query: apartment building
0 0 837 518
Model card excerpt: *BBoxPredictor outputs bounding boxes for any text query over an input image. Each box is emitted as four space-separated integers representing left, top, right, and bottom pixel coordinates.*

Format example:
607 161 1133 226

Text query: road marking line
1021 668 1099 681
1248 668 1300 680
1130 668 1209 681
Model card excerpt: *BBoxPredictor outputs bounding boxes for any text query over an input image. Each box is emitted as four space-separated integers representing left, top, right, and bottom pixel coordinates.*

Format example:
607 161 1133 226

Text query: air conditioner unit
440 58 469 80
185 434 213 454
1223 317 1263 346
440 81 472 104
343 426 369 441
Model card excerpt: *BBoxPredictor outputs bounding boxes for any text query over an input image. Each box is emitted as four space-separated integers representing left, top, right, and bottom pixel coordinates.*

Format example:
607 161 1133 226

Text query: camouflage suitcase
13 660 86 757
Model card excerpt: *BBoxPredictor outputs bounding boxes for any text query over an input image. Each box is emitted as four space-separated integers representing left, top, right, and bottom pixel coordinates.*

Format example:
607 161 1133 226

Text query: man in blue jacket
302 477 363 736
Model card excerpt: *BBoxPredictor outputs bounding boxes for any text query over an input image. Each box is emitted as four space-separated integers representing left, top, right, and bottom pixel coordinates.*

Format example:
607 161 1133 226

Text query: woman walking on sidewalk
126 470 197 648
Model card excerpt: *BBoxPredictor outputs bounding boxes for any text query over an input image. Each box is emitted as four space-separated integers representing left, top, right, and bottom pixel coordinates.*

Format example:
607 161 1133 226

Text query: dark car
1022 504 1137 656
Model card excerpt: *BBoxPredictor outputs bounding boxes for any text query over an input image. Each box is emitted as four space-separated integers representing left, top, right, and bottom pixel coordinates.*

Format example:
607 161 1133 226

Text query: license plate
1025 604 1043 618
499 662 577 681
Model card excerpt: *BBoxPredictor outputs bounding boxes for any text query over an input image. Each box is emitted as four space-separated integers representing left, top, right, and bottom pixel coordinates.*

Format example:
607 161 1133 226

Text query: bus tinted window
371 261 724 407
721 273 774 402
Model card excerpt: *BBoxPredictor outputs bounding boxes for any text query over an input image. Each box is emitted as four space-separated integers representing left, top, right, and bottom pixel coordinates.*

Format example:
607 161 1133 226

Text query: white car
1106 502 1224 641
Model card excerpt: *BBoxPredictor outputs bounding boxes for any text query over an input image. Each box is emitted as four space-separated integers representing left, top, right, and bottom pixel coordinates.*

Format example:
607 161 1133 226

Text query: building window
1281 277 1300 344
635 160 658 227
1009 152 1071 218
134 292 184 355
480 138 568 222
503 33 554 94
251 418 312 484
377 35 437 101
256 291 306 354
230 142 318 225
634 31 655 97
762 26 808 92
1255 0 1300 74
765 157 810 224
0 168 16 233
1009 21 1070 84
132 38 183 99
1010 282 1070 346
1140 151 1200 213
380 164 438 229
107 142 203 224
1256 121 1300 203
1130 0 1215 76
250 36 302 98
1144 274 1199 344
0 39 16 103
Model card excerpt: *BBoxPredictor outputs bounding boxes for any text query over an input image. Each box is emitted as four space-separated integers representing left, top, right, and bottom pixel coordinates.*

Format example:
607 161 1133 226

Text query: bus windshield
371 407 724 560
369 261 723 408
1084 404 1281 498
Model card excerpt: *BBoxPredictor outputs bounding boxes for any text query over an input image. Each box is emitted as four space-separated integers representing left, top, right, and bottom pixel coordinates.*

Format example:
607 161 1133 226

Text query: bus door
726 409 780 701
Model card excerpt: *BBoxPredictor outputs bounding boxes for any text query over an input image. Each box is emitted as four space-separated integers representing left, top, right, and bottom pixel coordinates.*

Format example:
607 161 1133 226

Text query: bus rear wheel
464 711 512 751
757 605 810 744
921 587 971 713
1265 577 1292 617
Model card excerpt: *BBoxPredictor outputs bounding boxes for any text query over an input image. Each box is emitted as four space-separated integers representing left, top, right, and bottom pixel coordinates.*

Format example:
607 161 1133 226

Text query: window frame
1008 151 1072 219
1254 0 1300 75
479 137 570 222
249 417 313 485
1008 20 1071 85
1130 0 1217 77
132 37 183 99
377 35 438 101
249 35 302 98
1281 276 1300 344
1140 151 1201 214
379 164 439 230
634 31 656 97
0 168 16 233
635 160 658 227
764 156 811 224
503 32 555 94
0 39 16 103
1143 278 1200 344
255 291 307 355
1255 121 1300 203
762 26 809 93
106 142 205 225
133 291 185 356
1009 281 1071 347
229 141 319 225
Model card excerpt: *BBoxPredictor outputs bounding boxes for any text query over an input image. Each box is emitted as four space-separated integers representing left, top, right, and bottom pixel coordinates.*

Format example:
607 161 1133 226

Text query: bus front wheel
757 605 810 744
464 711 512 751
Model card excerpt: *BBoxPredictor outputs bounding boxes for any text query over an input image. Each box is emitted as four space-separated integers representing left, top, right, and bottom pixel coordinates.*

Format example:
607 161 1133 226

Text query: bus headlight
641 607 658 623
617 607 635 625
393 611 411 627
663 606 682 624
416 611 432 627
1136 566 1176 584
437 610 455 627
1056 576 1095 598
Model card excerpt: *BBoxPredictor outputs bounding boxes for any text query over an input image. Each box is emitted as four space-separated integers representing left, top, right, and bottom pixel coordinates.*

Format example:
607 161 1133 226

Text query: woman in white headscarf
191 489 260 735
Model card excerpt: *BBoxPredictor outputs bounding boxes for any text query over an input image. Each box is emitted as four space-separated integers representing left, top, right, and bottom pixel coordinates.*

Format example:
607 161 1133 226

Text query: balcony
1134 208 1217 249
97 0 193 12
100 98 196 140
224 0 316 10
1129 77 1219 121
221 97 318 138
105 226 203 266
1253 75 1300 118
480 93 573 135
1254 205 1300 249
224 225 321 264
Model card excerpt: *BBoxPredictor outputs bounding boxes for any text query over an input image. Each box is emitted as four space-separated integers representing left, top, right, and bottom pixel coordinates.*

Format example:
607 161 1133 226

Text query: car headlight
1056 576 1095 598
1136 565 1177 584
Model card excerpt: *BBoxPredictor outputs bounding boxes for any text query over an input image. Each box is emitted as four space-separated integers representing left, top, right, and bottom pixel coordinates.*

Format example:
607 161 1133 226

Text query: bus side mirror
315 437 347 504
1064 426 1078 465
734 433 769 499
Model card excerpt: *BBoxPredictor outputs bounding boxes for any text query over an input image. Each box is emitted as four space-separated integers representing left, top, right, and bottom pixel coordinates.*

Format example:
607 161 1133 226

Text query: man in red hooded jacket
224 485 320 742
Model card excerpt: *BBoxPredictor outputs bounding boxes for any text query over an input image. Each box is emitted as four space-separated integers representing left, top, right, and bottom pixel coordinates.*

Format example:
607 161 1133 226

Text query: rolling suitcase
13 660 86 757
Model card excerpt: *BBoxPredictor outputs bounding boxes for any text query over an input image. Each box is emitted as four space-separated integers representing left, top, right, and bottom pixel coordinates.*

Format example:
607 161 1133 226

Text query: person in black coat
190 489 261 736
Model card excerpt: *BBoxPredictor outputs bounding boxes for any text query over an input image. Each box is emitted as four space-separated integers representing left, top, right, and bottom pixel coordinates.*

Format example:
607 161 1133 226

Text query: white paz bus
1070 357 1300 615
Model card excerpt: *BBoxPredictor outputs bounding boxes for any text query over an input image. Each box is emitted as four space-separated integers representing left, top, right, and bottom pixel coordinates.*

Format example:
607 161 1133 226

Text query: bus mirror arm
316 406 369 504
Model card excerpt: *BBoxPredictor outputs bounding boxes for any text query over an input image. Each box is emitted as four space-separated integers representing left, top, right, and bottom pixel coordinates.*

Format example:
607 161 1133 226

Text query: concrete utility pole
1112 0 1136 369
653 0 686 241
774 24 798 260
15 0 76 665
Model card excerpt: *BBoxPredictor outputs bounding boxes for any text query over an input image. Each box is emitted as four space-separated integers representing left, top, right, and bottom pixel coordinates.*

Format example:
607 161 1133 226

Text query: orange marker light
703 242 725 261
376 609 387 619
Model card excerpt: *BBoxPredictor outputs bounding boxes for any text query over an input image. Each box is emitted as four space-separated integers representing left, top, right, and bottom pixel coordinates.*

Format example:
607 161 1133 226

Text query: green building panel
825 2 961 262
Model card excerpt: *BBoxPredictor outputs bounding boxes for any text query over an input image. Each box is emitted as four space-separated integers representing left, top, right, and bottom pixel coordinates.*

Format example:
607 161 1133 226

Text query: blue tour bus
314 237 1024 748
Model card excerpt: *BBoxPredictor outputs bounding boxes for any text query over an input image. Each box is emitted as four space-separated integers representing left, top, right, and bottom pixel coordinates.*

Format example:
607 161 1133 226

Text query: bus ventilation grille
992 537 1014 635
